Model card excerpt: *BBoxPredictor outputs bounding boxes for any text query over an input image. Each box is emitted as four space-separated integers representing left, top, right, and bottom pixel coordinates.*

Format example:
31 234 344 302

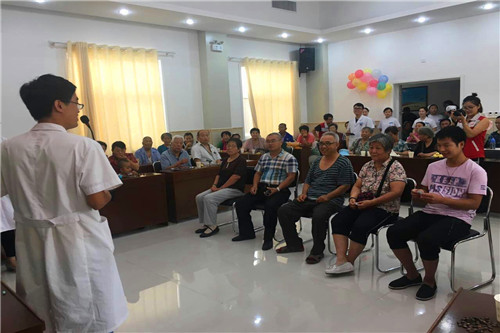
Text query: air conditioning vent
272 1 296 12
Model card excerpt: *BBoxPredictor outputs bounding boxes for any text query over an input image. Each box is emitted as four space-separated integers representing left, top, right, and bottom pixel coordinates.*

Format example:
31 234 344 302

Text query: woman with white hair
414 127 437 158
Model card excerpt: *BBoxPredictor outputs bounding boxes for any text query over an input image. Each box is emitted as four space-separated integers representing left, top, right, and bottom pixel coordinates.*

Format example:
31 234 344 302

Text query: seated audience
427 104 444 130
439 118 452 129
485 116 500 148
407 121 425 143
326 134 406 274
108 141 139 173
134 136 161 165
97 140 107 154
414 127 438 157
385 126 409 156
243 128 267 152
234 133 298 251
296 125 316 148
191 130 221 165
387 126 487 301
184 132 194 154
313 113 334 139
195 138 247 238
217 131 231 151
378 107 401 133
277 132 354 264
161 135 192 169
231 133 241 140
158 132 172 154
350 127 373 155
328 123 347 150
278 123 295 143
118 159 138 178
346 103 375 147
412 107 437 131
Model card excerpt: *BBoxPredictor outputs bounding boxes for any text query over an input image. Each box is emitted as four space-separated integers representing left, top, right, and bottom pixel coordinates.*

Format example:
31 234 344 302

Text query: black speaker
299 48 315 74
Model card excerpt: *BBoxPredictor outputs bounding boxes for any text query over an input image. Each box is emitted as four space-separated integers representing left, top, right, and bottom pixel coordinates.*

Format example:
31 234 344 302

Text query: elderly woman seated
326 134 407 275
414 126 438 158
195 138 247 237
350 127 373 155
384 126 409 156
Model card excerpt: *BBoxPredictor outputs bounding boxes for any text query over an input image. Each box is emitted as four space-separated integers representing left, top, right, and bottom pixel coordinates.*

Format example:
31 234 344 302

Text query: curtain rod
48 41 175 57
228 57 243 62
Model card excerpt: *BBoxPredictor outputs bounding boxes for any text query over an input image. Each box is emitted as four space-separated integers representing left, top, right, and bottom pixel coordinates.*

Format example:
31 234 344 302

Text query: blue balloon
379 75 389 83
372 69 382 79
377 82 386 91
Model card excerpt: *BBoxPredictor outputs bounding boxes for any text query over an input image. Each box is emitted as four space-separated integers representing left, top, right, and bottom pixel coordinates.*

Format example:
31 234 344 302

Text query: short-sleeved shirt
378 117 401 133
109 153 138 173
306 156 355 205
242 138 267 151
191 143 221 165
134 147 161 166
281 132 295 143
414 138 437 155
421 159 488 224
255 150 298 186
314 122 330 139
296 133 316 145
359 158 407 213
347 115 375 142
351 138 370 155
485 131 500 148
393 139 409 153
412 117 437 129
217 155 247 192
160 149 192 169
428 114 444 130
157 144 169 154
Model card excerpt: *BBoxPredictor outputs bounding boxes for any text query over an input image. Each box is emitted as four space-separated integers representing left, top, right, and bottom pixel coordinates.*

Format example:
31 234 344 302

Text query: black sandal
195 226 209 234
305 253 324 264
200 226 219 238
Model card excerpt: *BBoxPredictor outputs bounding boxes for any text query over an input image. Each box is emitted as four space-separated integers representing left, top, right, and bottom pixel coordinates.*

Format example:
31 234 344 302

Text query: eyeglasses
318 141 336 147
69 101 85 110
266 139 281 144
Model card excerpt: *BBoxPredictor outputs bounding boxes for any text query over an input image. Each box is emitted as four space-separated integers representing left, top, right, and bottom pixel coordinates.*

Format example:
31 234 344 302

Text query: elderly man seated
160 135 192 170
277 132 355 264
191 130 221 165
108 141 139 173
134 136 161 166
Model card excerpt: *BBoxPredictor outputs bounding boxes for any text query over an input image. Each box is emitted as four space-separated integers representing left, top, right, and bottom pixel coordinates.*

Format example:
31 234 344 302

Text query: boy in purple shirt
386 126 487 301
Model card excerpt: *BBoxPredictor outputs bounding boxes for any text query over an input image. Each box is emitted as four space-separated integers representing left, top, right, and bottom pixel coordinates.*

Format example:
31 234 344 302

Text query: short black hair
231 133 241 139
228 138 243 149
250 127 260 134
184 132 193 138
497 116 500 119
363 107 369 112
112 141 126 151
402 106 411 112
462 93 483 113
161 133 172 140
328 123 338 130
439 118 451 125
19 74 76 121
221 131 231 137
435 126 466 146
383 107 393 113
299 125 309 132
419 106 428 113
384 126 399 135
323 113 333 121
416 121 426 126
97 140 107 150
353 102 364 109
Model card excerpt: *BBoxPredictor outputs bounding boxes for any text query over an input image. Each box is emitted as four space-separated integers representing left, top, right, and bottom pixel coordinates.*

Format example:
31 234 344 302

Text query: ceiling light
316 38 325 43
361 28 374 34
481 2 495 10
34 0 45 3
415 16 428 23
185 18 195 25
119 8 131 16
280 32 289 38
238 26 247 33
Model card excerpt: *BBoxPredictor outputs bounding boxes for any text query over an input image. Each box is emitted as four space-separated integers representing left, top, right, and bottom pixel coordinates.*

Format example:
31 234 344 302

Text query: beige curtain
242 58 300 138
66 41 166 151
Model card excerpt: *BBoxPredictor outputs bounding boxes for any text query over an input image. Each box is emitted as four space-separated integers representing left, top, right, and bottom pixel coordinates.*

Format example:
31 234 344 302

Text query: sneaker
388 275 423 290
416 283 437 301
325 262 354 275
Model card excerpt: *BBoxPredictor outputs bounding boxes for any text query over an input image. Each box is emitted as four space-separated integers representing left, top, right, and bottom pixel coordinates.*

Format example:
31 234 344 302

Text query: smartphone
264 189 272 196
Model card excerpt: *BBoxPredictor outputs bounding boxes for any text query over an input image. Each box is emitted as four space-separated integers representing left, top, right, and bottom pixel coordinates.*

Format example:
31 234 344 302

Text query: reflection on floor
2 206 499 332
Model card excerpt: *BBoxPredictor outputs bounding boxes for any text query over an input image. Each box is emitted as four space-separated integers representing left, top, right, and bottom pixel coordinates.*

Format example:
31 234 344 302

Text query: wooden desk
220 152 263 160
138 164 154 173
162 166 220 222
428 288 500 332
100 173 168 234
1 282 45 333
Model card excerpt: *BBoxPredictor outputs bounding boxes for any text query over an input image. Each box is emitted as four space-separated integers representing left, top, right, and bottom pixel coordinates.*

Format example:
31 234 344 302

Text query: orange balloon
348 73 355 81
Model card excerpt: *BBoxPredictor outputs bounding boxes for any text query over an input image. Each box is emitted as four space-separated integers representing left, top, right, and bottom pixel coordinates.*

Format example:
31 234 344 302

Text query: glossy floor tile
2 206 499 332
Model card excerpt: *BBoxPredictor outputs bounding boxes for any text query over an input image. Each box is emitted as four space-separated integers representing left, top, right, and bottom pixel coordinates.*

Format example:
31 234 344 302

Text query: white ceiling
3 1 499 44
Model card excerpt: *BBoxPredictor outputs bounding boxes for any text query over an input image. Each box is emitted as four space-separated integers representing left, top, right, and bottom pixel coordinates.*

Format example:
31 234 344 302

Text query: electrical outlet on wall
485 110 500 118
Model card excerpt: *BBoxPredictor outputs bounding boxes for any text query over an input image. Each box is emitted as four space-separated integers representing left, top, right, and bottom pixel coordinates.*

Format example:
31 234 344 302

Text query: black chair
152 161 162 172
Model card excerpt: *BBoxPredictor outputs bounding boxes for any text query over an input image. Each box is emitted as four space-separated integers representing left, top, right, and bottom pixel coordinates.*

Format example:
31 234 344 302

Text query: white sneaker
325 262 354 275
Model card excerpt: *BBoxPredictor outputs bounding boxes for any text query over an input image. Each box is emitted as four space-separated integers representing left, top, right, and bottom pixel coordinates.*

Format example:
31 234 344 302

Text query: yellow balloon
358 82 368 91
377 90 387 99
364 68 372 74
385 83 392 92
352 78 361 87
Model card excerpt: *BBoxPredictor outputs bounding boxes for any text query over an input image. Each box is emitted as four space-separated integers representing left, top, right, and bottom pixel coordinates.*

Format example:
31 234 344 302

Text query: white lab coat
1 123 128 333
347 115 375 148
1 137 15 233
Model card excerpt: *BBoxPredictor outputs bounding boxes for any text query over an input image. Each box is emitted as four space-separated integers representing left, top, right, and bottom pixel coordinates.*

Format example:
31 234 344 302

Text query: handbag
356 159 396 202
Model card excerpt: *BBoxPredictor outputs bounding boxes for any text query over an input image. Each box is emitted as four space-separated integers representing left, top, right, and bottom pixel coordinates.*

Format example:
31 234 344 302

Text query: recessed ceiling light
34 0 45 3
415 16 428 23
238 26 247 33
316 38 325 43
280 32 289 38
361 28 374 34
185 18 195 25
481 2 495 10
119 8 131 16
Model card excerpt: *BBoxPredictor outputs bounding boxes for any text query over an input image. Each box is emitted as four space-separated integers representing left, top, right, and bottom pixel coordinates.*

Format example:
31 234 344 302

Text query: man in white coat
1 74 128 332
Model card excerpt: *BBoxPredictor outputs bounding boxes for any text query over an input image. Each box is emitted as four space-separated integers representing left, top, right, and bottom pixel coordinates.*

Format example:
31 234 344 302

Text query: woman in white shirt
378 107 401 133
412 106 437 131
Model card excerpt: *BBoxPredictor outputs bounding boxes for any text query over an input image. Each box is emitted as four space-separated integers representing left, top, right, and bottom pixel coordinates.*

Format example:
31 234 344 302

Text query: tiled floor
2 206 499 332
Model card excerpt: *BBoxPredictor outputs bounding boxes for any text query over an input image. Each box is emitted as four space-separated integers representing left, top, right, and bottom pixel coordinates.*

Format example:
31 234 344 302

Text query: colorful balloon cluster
346 69 392 99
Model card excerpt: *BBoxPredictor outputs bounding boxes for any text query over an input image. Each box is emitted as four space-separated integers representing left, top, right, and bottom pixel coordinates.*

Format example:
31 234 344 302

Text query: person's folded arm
86 190 112 210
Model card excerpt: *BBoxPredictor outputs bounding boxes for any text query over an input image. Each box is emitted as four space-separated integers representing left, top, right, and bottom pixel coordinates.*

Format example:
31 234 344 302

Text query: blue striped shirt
255 150 298 185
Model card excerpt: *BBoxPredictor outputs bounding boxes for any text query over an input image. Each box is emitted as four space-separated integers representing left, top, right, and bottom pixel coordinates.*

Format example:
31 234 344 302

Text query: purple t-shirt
421 159 488 224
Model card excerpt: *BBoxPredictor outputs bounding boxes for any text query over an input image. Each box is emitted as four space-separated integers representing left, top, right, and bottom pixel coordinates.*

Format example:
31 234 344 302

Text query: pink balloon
361 73 372 83
367 87 377 96
355 69 364 78
347 81 356 89
369 79 378 87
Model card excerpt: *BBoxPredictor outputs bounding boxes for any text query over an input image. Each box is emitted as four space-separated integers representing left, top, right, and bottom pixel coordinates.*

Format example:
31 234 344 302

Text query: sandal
200 226 219 238
305 253 324 264
276 245 304 254
195 226 209 234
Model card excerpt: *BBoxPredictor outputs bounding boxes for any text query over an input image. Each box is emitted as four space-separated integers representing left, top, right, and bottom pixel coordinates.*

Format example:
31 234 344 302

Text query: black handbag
356 159 396 202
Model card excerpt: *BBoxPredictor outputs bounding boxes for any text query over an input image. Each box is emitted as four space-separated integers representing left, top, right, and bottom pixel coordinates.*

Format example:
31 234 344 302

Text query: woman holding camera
456 93 490 162
326 134 407 275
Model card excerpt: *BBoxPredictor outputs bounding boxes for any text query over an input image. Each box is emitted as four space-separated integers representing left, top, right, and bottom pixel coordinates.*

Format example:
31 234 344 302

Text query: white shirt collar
31 123 67 132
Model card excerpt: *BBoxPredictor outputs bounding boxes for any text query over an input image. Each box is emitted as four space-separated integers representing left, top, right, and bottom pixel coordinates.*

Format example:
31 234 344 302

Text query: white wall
1 6 204 138
328 11 500 123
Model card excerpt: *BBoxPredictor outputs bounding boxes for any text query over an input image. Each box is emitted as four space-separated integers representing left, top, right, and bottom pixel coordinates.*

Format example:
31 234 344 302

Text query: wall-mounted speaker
299 48 315 74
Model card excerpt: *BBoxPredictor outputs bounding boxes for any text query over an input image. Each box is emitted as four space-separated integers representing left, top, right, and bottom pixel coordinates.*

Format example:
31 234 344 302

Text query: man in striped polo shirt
233 133 298 251
277 132 355 264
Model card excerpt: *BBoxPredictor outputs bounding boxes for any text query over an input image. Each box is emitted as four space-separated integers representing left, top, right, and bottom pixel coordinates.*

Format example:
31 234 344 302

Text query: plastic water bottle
490 137 496 149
